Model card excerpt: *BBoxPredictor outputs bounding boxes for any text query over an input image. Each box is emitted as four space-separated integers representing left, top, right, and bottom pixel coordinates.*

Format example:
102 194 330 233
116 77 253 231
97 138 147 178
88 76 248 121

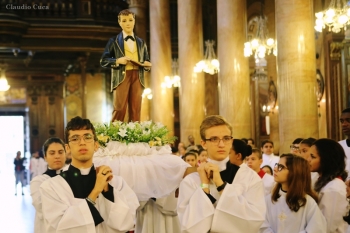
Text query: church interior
0 0 350 232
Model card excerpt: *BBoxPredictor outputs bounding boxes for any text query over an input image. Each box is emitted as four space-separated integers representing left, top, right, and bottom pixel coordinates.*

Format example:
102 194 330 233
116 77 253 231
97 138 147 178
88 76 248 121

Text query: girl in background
308 138 348 233
260 154 326 233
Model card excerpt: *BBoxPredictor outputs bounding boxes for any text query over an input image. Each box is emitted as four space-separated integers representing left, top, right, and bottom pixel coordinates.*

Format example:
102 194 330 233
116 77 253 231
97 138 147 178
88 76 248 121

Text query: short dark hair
250 148 262 159
247 138 255 144
42 137 65 156
262 165 273 175
300 137 317 147
183 152 197 161
292 138 304 144
118 9 135 21
342 108 350 113
64 116 97 143
232 139 252 160
261 139 274 148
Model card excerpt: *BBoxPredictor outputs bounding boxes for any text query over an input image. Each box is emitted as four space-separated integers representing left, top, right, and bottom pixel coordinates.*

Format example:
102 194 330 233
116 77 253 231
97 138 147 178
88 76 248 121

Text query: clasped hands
88 165 113 202
198 162 224 188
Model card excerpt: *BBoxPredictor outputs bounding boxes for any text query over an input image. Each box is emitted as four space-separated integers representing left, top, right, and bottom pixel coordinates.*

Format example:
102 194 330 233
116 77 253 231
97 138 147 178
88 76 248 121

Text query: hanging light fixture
244 15 277 61
0 68 10 92
194 40 220 75
314 0 350 33
161 58 181 89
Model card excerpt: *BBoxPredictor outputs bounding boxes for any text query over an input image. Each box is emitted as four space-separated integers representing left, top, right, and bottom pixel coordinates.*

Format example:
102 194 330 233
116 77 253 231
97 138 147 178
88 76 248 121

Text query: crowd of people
14 106 349 233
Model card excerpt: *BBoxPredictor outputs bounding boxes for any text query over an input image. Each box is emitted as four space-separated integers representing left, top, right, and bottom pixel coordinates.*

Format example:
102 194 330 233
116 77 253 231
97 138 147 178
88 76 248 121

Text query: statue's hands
116 56 130 65
143 61 152 67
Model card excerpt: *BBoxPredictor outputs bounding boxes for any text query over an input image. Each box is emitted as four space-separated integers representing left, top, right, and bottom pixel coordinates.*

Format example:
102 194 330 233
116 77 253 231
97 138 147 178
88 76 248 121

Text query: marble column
149 0 174 134
128 0 150 121
217 0 251 138
276 0 318 153
178 0 205 144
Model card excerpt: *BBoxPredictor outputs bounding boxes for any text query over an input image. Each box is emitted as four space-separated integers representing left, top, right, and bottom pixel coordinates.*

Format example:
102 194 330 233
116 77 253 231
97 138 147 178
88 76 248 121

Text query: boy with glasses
40 116 139 233
177 115 266 232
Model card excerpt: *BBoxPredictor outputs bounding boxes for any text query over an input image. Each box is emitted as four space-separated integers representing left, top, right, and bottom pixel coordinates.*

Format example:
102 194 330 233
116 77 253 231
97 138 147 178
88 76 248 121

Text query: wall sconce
262 105 271 113
0 68 10 92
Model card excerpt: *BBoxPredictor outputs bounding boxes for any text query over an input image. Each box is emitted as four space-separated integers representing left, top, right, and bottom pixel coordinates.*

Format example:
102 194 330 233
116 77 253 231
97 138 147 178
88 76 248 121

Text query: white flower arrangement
94 121 177 147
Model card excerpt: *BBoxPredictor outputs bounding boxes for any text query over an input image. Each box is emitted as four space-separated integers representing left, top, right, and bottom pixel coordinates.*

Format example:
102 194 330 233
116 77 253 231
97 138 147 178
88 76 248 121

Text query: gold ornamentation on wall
330 42 344 60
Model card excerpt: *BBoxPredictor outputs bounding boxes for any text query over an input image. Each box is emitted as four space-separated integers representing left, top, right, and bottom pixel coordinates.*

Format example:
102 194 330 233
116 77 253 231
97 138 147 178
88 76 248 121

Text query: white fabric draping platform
93 141 189 201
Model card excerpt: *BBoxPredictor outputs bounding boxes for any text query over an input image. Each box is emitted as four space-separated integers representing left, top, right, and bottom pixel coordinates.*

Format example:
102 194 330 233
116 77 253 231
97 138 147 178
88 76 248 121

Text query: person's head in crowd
186 145 199 153
229 139 252 166
183 152 197 167
16 151 21 159
42 137 66 170
171 146 178 155
308 138 348 192
262 165 273 175
196 144 203 151
298 137 317 160
247 138 255 146
272 153 318 211
290 138 303 155
241 138 248 144
200 115 233 161
197 148 208 164
188 135 195 146
64 116 99 168
178 142 186 156
246 148 262 173
261 139 274 155
340 107 350 138
32 151 39 158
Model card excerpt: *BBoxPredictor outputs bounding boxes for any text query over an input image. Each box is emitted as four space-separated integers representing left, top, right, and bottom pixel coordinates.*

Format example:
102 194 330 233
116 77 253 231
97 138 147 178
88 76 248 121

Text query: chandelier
244 15 277 61
314 0 350 33
194 40 220 75
161 59 181 89
0 68 10 92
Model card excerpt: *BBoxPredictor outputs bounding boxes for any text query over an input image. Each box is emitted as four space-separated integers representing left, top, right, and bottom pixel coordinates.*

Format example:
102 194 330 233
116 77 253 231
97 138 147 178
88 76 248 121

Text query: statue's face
119 14 135 34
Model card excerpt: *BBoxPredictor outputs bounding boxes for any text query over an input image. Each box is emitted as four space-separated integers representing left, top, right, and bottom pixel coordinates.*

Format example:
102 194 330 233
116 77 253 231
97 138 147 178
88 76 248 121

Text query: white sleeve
40 178 96 233
259 195 275 233
303 198 327 233
177 173 214 233
213 180 266 232
30 176 47 220
319 190 348 232
100 176 139 232
30 175 49 233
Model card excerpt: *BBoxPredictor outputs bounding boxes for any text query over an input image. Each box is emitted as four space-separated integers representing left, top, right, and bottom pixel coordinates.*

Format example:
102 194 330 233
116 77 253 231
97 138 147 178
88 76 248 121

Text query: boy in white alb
246 148 275 195
177 115 266 233
40 117 139 233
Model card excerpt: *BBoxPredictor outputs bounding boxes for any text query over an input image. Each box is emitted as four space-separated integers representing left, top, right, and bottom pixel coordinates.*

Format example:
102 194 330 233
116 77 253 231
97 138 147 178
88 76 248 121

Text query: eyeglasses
274 163 288 172
204 136 233 144
290 145 299 151
69 134 94 144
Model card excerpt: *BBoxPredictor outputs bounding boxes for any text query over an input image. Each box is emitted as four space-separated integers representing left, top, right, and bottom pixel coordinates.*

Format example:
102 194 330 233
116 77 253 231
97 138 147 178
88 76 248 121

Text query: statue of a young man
100 9 151 122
